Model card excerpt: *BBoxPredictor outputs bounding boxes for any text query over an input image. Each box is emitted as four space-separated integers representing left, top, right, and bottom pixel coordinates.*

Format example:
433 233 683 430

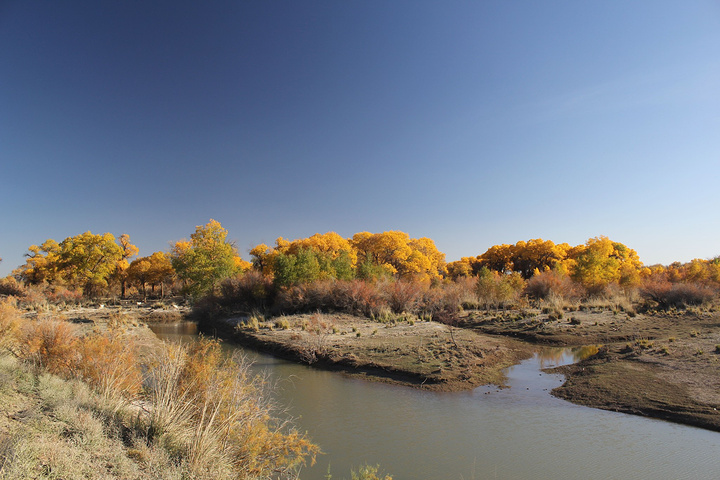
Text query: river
150 322 720 479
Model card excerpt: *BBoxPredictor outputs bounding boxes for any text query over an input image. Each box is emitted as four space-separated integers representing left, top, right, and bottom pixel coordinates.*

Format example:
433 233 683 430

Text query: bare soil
462 305 720 431
210 313 531 392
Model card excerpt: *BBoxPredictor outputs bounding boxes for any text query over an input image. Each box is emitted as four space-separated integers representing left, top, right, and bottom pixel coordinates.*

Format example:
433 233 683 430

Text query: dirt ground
215 313 531 391
462 305 720 431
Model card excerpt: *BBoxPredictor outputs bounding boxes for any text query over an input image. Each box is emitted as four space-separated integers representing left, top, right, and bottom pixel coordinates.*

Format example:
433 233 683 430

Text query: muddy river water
150 322 720 479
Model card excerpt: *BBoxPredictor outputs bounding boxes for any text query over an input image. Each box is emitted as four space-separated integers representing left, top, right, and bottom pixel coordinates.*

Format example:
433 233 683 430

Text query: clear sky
1 1 719 276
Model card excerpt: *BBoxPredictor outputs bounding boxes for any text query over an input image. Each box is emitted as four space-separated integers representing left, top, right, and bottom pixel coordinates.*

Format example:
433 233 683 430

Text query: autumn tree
59 232 126 295
113 234 139 298
446 257 476 279
350 231 445 281
127 256 152 299
15 239 62 285
147 251 175 297
171 220 246 297
477 244 514 274
16 232 132 296
282 232 358 267
476 239 571 279
251 232 357 281
249 243 277 276
128 251 174 299
570 236 642 292
273 249 321 287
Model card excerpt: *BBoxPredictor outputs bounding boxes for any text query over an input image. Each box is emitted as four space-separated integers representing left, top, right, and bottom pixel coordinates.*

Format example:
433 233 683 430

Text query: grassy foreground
0 299 320 479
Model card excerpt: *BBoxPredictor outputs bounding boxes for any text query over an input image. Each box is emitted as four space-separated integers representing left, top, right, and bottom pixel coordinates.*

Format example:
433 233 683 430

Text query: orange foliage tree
15 232 137 296
351 231 446 281
569 236 642 291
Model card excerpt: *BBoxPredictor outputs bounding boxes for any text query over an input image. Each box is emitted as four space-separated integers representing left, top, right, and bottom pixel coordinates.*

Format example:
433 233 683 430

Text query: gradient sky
1 1 719 276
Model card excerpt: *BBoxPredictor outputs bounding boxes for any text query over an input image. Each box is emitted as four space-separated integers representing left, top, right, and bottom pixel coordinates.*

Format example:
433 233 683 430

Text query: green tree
171 220 242 297
272 249 322 287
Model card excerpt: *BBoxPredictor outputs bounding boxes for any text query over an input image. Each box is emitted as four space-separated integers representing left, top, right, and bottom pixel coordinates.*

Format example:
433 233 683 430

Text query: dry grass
142 337 319 478
0 300 319 480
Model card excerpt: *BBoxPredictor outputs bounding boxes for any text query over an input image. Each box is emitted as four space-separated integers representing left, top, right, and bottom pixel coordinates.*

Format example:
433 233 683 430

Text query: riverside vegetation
2 220 720 476
0 298 320 479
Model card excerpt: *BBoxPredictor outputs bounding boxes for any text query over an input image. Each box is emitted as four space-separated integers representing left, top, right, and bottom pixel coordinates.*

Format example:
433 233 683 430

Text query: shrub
74 331 143 407
384 279 425 314
18 318 78 375
476 269 526 308
524 271 581 300
275 318 291 330
0 276 25 297
217 271 276 312
350 463 393 480
0 298 22 353
640 279 716 310
144 338 319 476
328 280 386 317
45 286 83 305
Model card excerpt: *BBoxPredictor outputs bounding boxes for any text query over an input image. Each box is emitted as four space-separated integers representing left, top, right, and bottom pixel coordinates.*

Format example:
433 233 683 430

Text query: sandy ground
462 305 720 431
211 312 531 391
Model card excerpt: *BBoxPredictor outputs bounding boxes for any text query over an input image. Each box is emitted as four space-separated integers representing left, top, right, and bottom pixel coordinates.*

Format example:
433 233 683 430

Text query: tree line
5 220 719 304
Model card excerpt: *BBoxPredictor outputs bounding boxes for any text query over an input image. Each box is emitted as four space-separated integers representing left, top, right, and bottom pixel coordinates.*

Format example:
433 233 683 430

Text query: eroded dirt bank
462 306 720 432
200 313 531 392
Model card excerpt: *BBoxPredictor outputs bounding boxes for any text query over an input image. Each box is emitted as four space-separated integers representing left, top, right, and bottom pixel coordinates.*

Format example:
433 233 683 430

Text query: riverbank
194 304 720 432
201 312 531 392
463 305 720 432
40 303 720 432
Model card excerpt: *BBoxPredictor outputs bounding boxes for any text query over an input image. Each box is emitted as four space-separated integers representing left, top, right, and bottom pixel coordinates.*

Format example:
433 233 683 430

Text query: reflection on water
147 321 198 338
150 324 720 480
535 345 599 368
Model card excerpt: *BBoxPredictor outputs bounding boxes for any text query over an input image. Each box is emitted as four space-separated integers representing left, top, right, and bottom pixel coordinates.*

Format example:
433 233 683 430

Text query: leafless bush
326 280 387 317
524 271 582 301
640 279 717 310
217 271 276 312
383 279 425 314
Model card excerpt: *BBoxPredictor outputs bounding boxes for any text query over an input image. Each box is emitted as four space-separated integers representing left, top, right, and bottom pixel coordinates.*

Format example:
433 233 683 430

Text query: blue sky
1 1 719 276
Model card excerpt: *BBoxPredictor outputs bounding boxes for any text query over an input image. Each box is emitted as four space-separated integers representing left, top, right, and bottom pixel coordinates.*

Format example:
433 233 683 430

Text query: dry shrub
418 283 465 320
144 338 319 477
383 280 426 314
45 286 83 305
524 271 582 300
275 280 336 313
0 276 25 297
0 298 22 354
640 279 717 310
329 280 386 317
18 318 78 375
74 331 143 406
218 271 276 312
476 271 526 308
453 276 481 309
17 287 49 311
